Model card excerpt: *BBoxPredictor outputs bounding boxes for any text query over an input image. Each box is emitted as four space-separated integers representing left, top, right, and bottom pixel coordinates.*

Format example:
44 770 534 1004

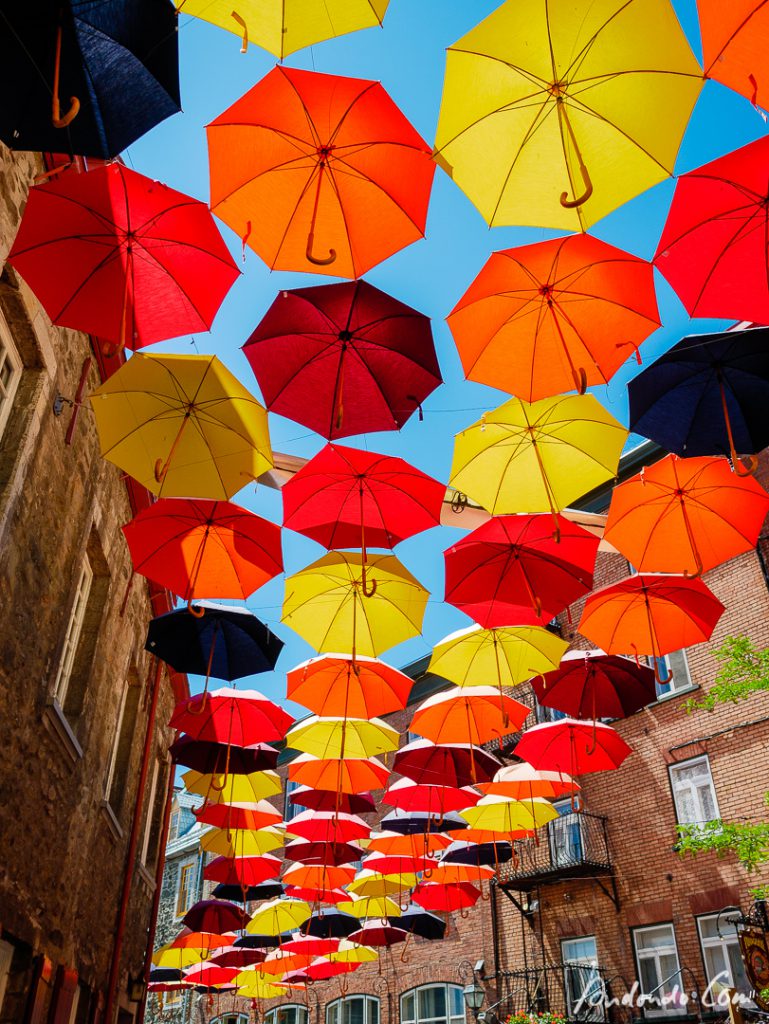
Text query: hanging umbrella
413 882 480 913
171 931 234 952
429 624 567 694
450 395 627 523
301 910 359 939
515 719 633 775
579 574 725 680
444 514 599 626
288 786 376 815
89 353 273 499
655 137 769 325
245 284 441 439
379 810 467 836
281 936 342 958
285 810 371 844
200 827 284 857
347 924 407 947
286 655 412 719
234 973 285 999
410 688 530 745
287 753 389 794
182 770 282 804
147 604 283 679
212 883 284 903
0 1 180 158
604 454 769 576
360 852 432 875
447 234 659 400
285 716 399 760
327 941 379 964
697 1 769 106
441 840 514 867
8 164 237 354
282 553 429 658
460 796 559 834
303 959 361 981
153 944 206 970
247 899 312 935
416 859 493 885
149 968 183 983
283 840 365 867
233 934 289 950
392 906 446 941
382 779 481 816
628 328 769 476
194 800 283 831
183 965 239 987
170 737 278 775
171 688 293 746
394 738 502 788
282 864 357 891
183 900 250 934
211 948 267 969
366 830 452 857
432 0 702 231
345 869 418 898
259 951 315 976
208 67 435 278
477 765 579 802
532 650 657 721
338 895 403 920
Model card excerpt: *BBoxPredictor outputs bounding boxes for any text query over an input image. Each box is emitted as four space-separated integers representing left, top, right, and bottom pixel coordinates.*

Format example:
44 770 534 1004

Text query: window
401 985 465 1024
140 760 160 866
169 807 180 842
265 1005 308 1024
104 677 141 814
0 317 21 441
52 555 93 706
669 756 720 827
327 995 380 1024
633 924 685 1016
697 913 749 995
212 1015 248 1024
176 861 196 917
284 777 301 822
549 800 584 868
651 650 692 699
562 936 604 1021
144 762 169 869
159 989 183 1010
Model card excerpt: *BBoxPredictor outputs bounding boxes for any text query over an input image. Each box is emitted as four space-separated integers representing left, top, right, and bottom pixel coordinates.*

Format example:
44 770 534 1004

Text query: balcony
489 962 623 1024
498 812 614 890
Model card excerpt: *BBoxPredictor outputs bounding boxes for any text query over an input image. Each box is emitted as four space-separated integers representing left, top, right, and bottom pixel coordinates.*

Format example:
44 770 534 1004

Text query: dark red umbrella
289 786 377 815
532 649 657 720
204 855 282 886
243 280 441 439
514 719 633 776
169 736 279 775
283 840 364 866
444 514 599 628
8 163 238 353
655 134 769 324
348 924 408 947
182 900 250 934
211 948 266 968
393 738 502 788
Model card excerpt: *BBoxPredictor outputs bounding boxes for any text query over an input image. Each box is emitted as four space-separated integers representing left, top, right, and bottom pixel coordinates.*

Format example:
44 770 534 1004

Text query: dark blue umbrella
380 809 467 835
389 905 446 941
300 909 359 938
211 882 284 903
628 328 769 474
233 933 290 950
145 602 283 680
442 840 513 867
0 0 180 159
150 968 182 983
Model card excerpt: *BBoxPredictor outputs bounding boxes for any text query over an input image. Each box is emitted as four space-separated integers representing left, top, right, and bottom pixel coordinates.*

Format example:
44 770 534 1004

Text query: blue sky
124 0 769 713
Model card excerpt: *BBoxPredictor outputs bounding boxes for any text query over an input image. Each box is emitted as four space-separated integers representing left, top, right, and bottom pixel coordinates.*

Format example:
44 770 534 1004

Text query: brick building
0 145 184 1023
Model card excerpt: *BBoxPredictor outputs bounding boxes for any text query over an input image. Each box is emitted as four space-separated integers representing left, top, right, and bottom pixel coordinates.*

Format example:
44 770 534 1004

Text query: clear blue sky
124 0 769 714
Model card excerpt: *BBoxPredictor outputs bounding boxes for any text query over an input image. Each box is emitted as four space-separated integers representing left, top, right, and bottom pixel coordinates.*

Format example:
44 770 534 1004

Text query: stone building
0 145 185 1022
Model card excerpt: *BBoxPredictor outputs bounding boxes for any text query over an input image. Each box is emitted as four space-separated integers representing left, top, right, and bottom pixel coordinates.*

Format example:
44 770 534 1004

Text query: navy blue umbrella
0 0 180 159
145 602 284 680
389 905 446 941
233 933 290 950
300 909 359 938
441 839 514 867
149 968 182 983
380 809 467 835
628 328 769 474
211 882 284 903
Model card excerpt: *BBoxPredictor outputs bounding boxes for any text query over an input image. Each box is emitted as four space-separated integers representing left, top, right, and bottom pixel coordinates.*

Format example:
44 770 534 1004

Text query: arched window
211 1014 249 1024
326 995 380 1024
401 985 465 1024
265 1005 309 1024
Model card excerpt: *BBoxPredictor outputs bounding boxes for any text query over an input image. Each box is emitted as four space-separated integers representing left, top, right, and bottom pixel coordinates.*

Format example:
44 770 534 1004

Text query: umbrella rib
702 1 769 75
686 205 769 313
488 98 559 227
128 244 212 330
326 156 428 236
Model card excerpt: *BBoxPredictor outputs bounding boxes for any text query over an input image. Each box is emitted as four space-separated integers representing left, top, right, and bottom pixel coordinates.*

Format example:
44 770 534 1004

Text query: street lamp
463 983 486 1019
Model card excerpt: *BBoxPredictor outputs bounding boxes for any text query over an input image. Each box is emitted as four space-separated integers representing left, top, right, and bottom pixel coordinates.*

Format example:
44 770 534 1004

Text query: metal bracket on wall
497 884 538 929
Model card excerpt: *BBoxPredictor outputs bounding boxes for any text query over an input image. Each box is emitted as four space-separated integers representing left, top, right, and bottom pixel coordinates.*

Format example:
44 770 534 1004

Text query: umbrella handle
653 658 671 686
459 904 470 919
186 689 209 716
734 454 759 477
52 22 80 128
450 491 468 513
231 10 248 51
560 161 593 209
683 549 704 580
718 375 759 477
306 233 337 266
572 367 588 395
361 561 378 598
187 600 206 619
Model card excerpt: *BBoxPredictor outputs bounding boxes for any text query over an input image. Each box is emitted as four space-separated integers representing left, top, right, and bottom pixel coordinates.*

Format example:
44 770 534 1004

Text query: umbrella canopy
382 779 480 816
338 895 402 919
697 0 768 106
245 284 441 439
282 553 429 658
211 947 267 969
125 501 282 604
448 234 659 401
0 1 180 158
289 786 376 816
170 737 278 775
208 67 435 278
366 831 452 857
413 882 480 913
347 924 407 947
450 394 627 518
444 514 599 627
478 765 579 802
212 883 285 903
194 800 283 832
233 934 289 950
419 861 494 885
247 899 312 935
234 974 285 999
287 753 389 794
182 900 250 934
605 454 769 576
394 738 502 788
301 910 359 938
460 795 559 834
146 603 283 680
379 810 467 836
89 353 272 499
171 688 293 746
285 716 399 760
284 840 365 867
287 655 412 719
200 827 284 857
183 964 239 987
429 624 567 691
579 574 725 664
532 650 657 721
409 687 530 745
282 864 358 891
656 135 769 325
515 718 633 775
393 906 446 941
361 852 432 875
328 941 380 964
346 869 418 897
283 443 444 550
285 811 371 844
432 0 702 231
304 959 361 980
8 163 237 352
177 0 389 59
441 840 514 867
183 771 282 805
152 944 205 970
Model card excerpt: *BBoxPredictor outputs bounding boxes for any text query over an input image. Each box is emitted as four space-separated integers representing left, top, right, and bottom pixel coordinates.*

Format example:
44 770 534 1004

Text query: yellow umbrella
338 895 402 919
328 941 380 964
433 0 703 231
429 625 568 692
152 943 202 969
200 826 284 857
285 715 400 759
450 394 627 524
460 795 559 834
282 553 429 657
247 897 312 935
182 769 282 803
235 973 286 999
346 869 418 898
89 353 272 499
177 0 388 59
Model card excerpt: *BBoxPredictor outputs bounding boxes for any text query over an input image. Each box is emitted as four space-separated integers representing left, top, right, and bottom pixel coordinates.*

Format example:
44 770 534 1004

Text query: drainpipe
104 658 164 1024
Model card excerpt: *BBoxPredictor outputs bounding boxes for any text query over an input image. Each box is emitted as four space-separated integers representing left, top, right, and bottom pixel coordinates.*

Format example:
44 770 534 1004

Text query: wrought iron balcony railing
499 812 613 888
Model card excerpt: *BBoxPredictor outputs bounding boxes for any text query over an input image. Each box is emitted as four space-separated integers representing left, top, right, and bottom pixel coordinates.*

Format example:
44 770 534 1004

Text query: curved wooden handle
560 161 593 209
306 234 337 266
654 658 671 686
572 367 588 394
734 454 759 477
231 10 248 52
53 95 80 128
187 599 205 619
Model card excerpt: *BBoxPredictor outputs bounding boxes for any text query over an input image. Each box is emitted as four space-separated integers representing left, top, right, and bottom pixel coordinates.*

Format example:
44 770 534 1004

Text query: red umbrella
285 811 371 845
194 800 283 831
204 855 283 887
182 900 250 934
304 959 361 980
393 738 502 788
284 840 365 866
412 882 480 913
348 924 407 947
382 779 481 816
289 786 376 815
444 514 599 627
243 280 441 439
532 650 657 720
514 719 633 776
655 135 769 323
183 965 239 987
123 499 283 606
8 163 238 353
170 688 293 746
281 936 341 958
211 948 266 968
360 853 432 874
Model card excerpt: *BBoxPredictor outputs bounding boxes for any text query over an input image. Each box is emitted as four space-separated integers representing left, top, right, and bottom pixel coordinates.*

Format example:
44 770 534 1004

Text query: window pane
345 997 364 1024
370 999 380 1024
420 986 446 1021
450 987 464 1016
636 926 675 951
639 957 660 993
402 994 415 1023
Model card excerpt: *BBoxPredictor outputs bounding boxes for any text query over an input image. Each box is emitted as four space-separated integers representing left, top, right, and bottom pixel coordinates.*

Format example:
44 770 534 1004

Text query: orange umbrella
287 753 389 795
208 66 435 278
282 864 357 890
604 454 769 576
427 862 494 885
447 827 533 845
447 234 659 401
366 830 451 857
579 574 725 683
478 763 579 801
698 1 769 108
286 655 412 718
409 687 530 745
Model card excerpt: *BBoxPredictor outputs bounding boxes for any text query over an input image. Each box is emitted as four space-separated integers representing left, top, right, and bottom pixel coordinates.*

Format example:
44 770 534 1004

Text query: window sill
136 862 156 892
653 683 699 706
42 699 83 764
99 799 124 843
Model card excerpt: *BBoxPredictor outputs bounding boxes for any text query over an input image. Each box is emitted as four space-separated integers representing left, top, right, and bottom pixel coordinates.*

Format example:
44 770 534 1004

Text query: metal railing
489 963 624 1024
499 812 612 885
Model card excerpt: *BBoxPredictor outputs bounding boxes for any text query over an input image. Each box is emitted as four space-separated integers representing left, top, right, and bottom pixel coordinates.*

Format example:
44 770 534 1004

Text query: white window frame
140 759 161 866
632 924 685 1017
326 995 380 1024
0 939 13 1013
0 312 22 442
53 554 93 707
401 984 466 1024
175 859 196 918
104 681 129 800
562 936 605 1021
669 755 720 828
265 1004 309 1024
284 777 301 822
697 911 749 995
652 650 693 700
